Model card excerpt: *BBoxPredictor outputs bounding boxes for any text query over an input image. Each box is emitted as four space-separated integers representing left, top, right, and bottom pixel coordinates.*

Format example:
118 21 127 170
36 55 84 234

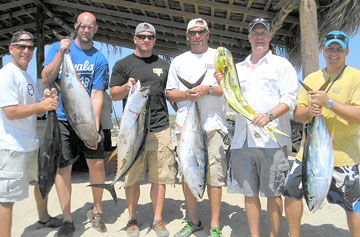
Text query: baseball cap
323 31 349 49
10 30 34 44
135 22 156 36
248 18 271 32
187 18 209 32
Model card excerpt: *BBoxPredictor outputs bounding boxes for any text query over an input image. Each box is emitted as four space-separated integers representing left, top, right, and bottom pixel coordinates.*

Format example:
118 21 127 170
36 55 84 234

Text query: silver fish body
178 102 208 199
302 116 334 213
60 51 98 149
90 81 149 203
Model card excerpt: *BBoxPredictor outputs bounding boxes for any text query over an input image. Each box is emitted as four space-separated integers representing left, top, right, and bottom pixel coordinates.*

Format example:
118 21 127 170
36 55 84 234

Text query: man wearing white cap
110 22 175 237
166 18 228 237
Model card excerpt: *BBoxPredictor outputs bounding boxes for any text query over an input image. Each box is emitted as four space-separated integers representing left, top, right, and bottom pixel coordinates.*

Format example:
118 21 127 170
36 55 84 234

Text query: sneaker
58 221 75 237
174 220 203 237
210 225 223 237
126 219 140 237
152 220 170 237
87 209 107 232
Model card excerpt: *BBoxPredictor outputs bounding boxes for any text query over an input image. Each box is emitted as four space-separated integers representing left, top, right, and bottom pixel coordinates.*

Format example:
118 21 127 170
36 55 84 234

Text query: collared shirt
231 50 298 150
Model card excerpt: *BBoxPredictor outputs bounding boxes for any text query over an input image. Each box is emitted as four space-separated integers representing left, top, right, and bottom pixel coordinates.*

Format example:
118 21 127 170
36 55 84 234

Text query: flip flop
37 216 63 229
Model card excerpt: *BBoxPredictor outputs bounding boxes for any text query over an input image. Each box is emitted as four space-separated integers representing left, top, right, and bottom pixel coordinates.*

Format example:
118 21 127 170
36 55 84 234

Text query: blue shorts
284 159 360 212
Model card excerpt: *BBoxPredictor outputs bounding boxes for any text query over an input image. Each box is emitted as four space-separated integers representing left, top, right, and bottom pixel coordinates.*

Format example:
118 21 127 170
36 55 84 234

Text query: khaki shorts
0 149 38 202
177 130 227 187
123 127 176 187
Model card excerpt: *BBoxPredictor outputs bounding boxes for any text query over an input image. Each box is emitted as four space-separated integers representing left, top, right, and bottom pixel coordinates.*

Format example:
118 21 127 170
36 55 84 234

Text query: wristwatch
326 99 334 109
208 85 214 95
267 113 275 122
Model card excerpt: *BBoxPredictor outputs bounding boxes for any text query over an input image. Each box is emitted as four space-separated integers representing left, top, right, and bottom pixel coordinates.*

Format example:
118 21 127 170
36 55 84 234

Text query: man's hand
185 88 199 102
59 39 71 55
308 91 329 107
126 78 136 91
193 85 211 97
251 113 270 127
40 95 58 111
214 72 224 84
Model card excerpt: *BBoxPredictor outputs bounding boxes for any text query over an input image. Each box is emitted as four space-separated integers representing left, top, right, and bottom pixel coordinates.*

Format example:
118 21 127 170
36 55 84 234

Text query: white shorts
0 149 38 202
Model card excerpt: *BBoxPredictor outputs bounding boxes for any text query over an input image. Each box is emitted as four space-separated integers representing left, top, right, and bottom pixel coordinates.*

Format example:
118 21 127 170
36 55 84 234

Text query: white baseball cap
187 18 209 32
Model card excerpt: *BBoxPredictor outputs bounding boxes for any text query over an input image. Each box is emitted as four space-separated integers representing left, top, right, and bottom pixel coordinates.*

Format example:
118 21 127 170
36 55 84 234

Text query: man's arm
41 39 71 85
110 78 135 101
90 89 103 132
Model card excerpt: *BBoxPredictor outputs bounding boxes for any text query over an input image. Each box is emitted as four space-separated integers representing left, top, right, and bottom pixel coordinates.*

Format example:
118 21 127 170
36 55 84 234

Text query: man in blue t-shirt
42 12 109 236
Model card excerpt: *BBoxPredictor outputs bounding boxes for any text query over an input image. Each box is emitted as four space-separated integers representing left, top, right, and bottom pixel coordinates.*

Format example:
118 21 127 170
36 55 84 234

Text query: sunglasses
188 30 207 36
324 34 348 42
136 35 155 40
325 47 346 53
11 44 35 51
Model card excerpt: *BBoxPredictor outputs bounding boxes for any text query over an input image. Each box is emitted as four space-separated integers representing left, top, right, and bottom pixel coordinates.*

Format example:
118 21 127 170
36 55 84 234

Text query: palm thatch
274 0 360 69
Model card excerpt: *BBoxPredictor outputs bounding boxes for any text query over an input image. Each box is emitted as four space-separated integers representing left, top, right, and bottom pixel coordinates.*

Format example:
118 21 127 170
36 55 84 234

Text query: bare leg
125 182 140 220
150 183 166 222
55 165 73 222
0 202 14 237
267 196 283 237
207 185 222 228
86 159 105 214
284 198 302 237
346 211 360 237
34 182 50 222
183 182 199 225
245 196 261 237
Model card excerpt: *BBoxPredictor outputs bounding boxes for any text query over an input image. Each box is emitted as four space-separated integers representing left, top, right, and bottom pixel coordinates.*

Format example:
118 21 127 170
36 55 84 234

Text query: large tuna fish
214 47 288 145
90 81 149 204
38 110 62 200
300 80 334 213
177 73 208 199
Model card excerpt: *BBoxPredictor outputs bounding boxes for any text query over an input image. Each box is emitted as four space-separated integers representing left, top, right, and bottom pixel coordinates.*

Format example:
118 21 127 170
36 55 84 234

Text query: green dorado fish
214 47 288 145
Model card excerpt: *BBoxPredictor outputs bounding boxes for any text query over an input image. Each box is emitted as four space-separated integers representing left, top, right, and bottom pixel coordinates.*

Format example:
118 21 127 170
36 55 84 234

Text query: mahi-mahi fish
214 47 288 145
176 72 208 199
90 81 149 204
54 24 99 149
299 80 334 213
38 109 62 200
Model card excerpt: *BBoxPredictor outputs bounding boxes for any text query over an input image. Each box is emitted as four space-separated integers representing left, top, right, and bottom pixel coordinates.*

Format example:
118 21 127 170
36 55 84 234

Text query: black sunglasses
12 44 35 51
325 34 348 42
188 30 207 36
136 35 155 40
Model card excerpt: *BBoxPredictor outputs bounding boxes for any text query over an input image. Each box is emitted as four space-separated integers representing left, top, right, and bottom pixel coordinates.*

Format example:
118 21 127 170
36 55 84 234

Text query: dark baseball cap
10 30 34 44
135 22 156 36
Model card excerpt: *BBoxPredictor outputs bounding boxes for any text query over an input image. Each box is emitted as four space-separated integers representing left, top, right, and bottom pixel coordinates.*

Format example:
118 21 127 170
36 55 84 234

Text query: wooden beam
300 0 319 78
1 0 33 11
271 0 298 35
0 7 37 21
0 57 3 69
0 19 53 35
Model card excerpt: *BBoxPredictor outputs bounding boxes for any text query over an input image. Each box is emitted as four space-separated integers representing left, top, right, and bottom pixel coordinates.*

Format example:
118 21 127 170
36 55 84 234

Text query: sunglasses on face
188 30 207 36
136 35 155 40
325 47 346 53
11 44 35 51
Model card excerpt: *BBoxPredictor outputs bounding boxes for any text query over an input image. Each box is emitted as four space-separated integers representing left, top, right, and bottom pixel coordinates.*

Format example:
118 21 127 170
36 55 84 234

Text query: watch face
326 99 333 108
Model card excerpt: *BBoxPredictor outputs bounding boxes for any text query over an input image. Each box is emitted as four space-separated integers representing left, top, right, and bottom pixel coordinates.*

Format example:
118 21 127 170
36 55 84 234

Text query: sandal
37 216 63 229
87 209 107 233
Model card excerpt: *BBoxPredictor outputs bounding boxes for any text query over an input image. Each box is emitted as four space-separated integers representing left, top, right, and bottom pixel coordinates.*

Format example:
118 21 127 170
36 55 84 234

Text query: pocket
272 162 290 193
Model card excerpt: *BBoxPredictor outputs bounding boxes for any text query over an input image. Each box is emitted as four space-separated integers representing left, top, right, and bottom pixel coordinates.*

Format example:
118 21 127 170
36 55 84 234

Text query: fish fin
88 184 117 204
177 70 207 89
299 80 312 92
319 77 332 91
70 22 82 40
108 147 117 161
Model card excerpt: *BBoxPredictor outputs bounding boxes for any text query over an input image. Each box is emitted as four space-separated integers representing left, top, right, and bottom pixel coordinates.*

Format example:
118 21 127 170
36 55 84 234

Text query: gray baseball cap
135 22 156 36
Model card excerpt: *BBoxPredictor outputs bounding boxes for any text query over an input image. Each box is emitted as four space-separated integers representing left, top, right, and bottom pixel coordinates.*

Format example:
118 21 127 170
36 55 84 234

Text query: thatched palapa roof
0 0 360 68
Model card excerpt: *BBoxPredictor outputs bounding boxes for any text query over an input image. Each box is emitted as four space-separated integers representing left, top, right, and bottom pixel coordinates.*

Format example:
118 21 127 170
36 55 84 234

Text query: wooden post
36 4 45 93
0 56 3 69
300 0 319 79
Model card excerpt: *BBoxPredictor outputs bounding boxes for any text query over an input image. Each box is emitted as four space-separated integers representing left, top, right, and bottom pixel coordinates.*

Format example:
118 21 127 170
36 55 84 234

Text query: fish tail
88 184 117 204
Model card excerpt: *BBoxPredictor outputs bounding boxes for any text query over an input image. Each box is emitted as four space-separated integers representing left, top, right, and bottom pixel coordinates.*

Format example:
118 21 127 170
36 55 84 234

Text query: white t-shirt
100 92 113 129
166 48 228 134
0 63 39 152
232 51 298 150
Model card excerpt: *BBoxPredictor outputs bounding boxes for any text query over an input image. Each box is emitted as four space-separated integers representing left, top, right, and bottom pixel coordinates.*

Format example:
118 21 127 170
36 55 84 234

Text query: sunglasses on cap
188 29 207 36
324 34 348 42
136 35 155 40
11 44 35 51
248 18 271 31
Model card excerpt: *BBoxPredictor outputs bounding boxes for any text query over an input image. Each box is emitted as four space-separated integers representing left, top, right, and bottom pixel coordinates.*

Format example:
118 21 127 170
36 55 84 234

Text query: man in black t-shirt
109 22 175 237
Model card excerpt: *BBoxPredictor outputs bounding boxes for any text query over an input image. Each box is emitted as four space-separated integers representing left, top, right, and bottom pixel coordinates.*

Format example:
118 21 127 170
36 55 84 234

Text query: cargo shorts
0 149 38 202
123 127 176 187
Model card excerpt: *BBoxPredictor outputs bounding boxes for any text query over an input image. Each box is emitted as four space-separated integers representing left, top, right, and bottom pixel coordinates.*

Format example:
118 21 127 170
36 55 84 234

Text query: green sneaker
210 225 223 237
174 220 203 237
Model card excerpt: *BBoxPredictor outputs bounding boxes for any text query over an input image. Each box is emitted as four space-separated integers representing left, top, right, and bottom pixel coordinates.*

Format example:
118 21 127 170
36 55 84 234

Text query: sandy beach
12 165 350 237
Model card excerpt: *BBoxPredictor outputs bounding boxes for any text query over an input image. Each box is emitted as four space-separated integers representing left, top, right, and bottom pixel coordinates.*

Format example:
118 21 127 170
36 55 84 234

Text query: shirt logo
27 84 34 96
205 63 215 70
153 68 163 77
